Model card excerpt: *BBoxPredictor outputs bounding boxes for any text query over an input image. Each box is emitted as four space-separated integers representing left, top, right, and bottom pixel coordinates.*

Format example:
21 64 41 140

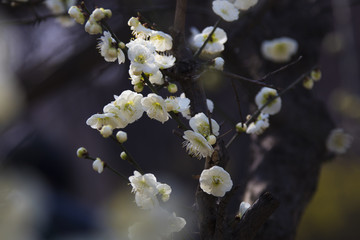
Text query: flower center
135 54 146 64
274 42 288 55
212 176 222 185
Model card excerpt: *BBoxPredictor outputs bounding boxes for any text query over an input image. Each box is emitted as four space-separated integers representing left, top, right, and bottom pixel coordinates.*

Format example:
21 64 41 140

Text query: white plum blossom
86 113 120 130
255 87 281 115
45 0 76 26
193 26 227 55
179 93 214 119
189 112 220 137
141 94 169 123
129 171 160 209
261 37 298 63
128 209 186 240
149 31 173 51
148 70 164 85
165 96 190 113
212 0 239 22
113 90 144 125
183 130 214 159
128 16 152 38
92 158 104 174
68 6 85 24
154 53 176 69
156 183 172 202
246 113 270 135
326 128 353 154
233 0 258 10
199 166 233 197
97 31 125 64
127 39 159 74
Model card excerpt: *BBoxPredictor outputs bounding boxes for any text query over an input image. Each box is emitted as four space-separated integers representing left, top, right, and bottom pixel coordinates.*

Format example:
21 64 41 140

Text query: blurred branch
233 192 280 239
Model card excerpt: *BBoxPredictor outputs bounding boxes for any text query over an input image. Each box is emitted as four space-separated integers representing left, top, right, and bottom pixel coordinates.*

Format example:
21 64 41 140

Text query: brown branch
233 192 280 240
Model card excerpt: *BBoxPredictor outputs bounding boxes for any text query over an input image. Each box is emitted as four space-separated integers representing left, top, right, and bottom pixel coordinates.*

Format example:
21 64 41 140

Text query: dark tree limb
233 192 280 240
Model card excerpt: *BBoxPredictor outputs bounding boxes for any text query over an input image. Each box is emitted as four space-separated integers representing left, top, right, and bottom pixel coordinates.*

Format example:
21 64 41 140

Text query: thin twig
226 66 315 148
259 56 303 81
221 71 280 90
110 135 144 174
231 79 245 122
85 156 128 180
193 18 221 58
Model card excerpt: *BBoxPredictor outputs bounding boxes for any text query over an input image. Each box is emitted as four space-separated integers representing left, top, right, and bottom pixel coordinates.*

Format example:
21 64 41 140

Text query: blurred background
0 0 359 239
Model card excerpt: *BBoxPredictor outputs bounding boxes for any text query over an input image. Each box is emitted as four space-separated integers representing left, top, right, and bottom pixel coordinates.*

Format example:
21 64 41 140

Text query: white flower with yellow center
255 87 281 115
233 0 258 10
183 130 214 159
128 16 152 38
150 30 173 51
86 113 121 129
127 39 158 74
165 96 190 113
129 171 159 209
156 183 172 202
193 26 227 55
261 37 298 63
103 102 129 128
189 112 220 137
97 31 125 64
212 0 239 22
246 113 270 135
141 93 169 123
326 128 353 154
199 166 233 197
113 90 144 124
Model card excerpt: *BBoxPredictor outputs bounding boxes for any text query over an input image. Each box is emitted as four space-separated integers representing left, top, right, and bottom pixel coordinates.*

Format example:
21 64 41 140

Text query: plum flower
183 130 214 159
199 166 233 197
261 37 298 63
255 87 281 115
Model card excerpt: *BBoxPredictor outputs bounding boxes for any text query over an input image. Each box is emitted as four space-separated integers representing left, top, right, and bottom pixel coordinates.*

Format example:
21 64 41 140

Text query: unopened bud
303 76 314 90
207 135 217 145
236 122 247 133
212 57 224 71
167 83 178 93
76 147 88 158
120 151 128 160
116 131 128 143
118 41 126 49
100 125 113 138
134 83 144 92
92 158 104 174
310 69 322 82
236 201 251 219
68 6 85 24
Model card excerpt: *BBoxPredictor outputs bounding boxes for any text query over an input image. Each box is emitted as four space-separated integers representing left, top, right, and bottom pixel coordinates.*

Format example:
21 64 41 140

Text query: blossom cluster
128 171 186 239
45 0 76 26
235 87 281 136
183 112 220 159
212 0 259 22
86 90 191 135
